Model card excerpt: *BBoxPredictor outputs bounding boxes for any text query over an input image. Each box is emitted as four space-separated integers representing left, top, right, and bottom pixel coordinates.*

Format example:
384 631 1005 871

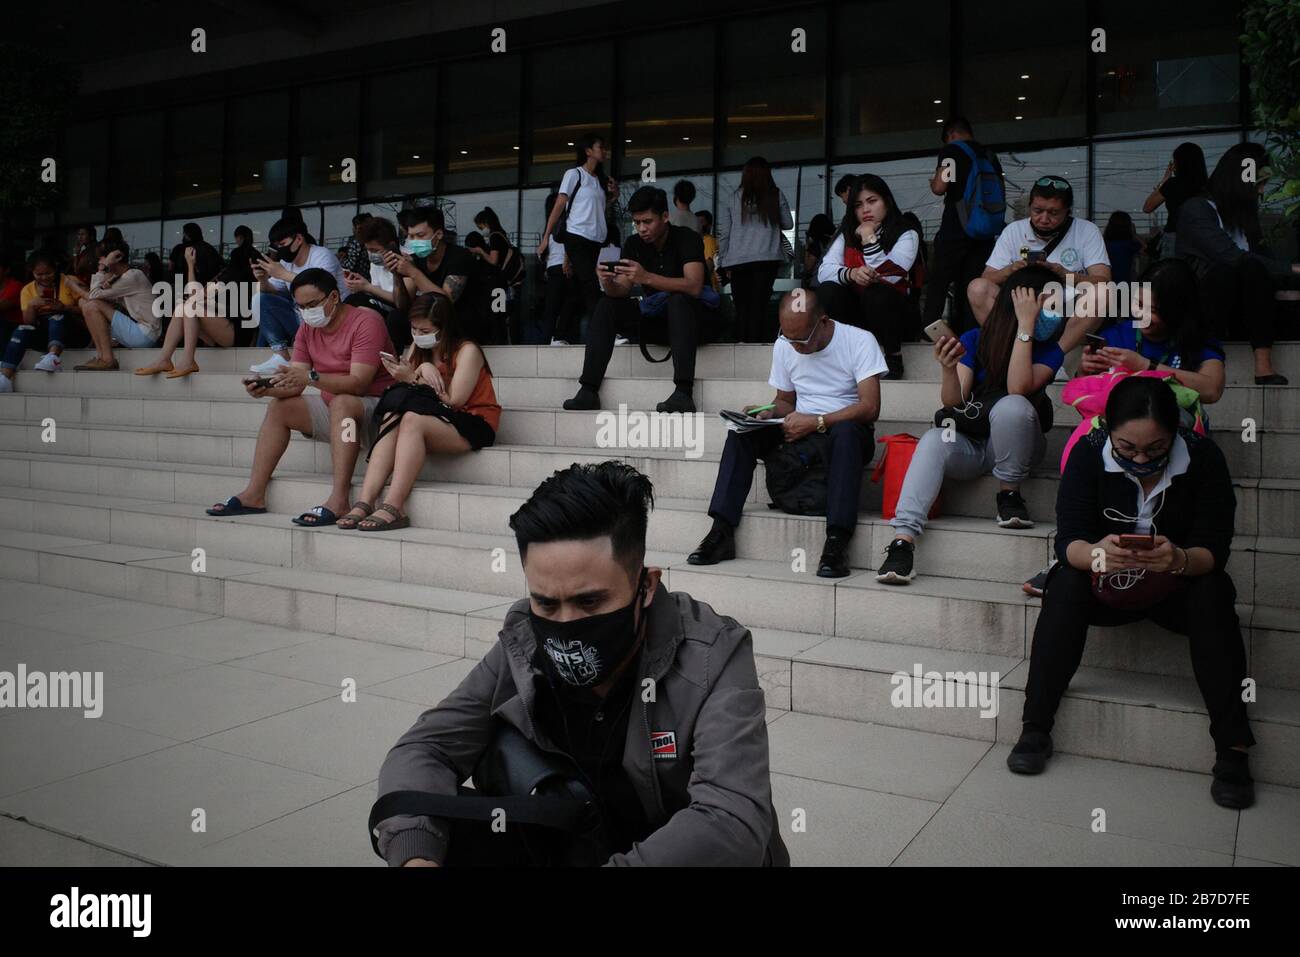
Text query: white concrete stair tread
791 634 1022 678
0 529 107 552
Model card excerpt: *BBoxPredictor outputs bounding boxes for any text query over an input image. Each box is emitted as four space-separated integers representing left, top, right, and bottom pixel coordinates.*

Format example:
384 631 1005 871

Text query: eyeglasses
295 292 332 311
1113 440 1170 458
779 316 823 346
1034 176 1071 191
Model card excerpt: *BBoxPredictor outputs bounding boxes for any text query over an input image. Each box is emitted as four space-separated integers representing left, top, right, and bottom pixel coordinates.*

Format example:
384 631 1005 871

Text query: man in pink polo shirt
206 268 396 527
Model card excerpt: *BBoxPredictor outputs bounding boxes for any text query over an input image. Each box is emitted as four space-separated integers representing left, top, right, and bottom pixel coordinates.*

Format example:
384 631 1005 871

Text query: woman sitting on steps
338 291 501 531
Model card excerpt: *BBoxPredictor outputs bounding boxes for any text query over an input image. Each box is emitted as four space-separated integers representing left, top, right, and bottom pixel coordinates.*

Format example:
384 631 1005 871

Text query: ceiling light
933 99 942 104
1015 115 1024 120
1018 96 1026 101
460 149 468 155
1020 74 1030 79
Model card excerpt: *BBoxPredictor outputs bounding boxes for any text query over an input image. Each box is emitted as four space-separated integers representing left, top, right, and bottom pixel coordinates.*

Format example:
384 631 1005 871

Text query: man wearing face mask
206 268 395 526
373 461 788 867
248 217 351 377
342 217 407 329
967 176 1110 344
64 238 159 371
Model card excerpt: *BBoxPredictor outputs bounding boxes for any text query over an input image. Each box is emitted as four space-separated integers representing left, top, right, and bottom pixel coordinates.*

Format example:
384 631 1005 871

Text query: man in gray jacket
373 461 789 866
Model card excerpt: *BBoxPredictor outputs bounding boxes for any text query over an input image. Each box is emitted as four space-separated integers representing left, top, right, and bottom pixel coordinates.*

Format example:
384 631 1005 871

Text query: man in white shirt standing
538 133 618 331
967 175 1111 347
249 217 350 376
687 292 888 578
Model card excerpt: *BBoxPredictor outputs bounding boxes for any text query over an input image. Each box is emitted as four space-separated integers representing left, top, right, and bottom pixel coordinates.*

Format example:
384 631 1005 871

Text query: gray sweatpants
891 393 1046 539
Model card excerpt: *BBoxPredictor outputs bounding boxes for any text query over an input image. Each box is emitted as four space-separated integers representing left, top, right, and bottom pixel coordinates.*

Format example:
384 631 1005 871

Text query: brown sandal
336 501 374 530
357 502 410 532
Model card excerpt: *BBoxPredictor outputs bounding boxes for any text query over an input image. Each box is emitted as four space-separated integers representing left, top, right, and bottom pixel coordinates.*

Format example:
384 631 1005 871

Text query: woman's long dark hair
976 264 1057 394
474 206 505 234
837 174 921 253
1103 210 1136 242
1207 142 1268 246
738 156 780 226
408 291 491 376
1171 141 1208 196
1139 259 1209 371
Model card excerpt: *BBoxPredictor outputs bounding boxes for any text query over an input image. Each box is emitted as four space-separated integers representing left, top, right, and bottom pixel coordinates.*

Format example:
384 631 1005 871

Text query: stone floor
0 581 1295 868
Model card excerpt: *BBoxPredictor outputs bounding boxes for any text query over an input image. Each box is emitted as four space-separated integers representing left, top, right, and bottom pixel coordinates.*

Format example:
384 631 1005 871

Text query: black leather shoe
1210 755 1255 809
562 387 600 411
816 532 851 578
1006 730 1053 774
656 389 696 414
687 523 735 565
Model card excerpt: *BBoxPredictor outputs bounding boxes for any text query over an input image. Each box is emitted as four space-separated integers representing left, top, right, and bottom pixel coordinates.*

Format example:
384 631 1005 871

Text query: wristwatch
816 414 827 434
1016 332 1031 343
309 369 320 383
1147 357 1159 371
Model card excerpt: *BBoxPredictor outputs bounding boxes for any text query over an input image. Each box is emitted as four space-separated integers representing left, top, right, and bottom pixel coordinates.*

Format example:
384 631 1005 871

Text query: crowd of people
1 123 1293 838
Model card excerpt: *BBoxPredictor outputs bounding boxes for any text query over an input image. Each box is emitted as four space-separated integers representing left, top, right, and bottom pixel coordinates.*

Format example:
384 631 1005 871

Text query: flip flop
206 495 268 517
292 505 339 527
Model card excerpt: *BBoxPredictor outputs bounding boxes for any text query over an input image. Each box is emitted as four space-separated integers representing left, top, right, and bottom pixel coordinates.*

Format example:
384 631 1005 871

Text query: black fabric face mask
530 570 648 689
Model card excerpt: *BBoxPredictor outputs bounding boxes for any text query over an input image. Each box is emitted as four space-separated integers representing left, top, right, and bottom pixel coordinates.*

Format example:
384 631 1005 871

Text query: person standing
669 180 701 232
717 156 793 342
1143 142 1207 260
923 117 1004 334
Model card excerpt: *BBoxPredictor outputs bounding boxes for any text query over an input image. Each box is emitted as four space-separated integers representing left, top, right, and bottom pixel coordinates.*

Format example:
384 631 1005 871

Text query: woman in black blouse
1009 376 1254 809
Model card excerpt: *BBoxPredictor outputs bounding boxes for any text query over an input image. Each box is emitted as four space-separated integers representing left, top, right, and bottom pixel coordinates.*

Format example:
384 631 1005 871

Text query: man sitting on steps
687 291 887 578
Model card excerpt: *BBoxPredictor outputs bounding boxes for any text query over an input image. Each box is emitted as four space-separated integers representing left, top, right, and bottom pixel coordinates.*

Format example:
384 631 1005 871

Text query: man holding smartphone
562 186 709 415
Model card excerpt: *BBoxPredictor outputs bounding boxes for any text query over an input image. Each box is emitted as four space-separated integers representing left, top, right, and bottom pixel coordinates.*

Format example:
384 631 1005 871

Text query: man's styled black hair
673 179 696 206
352 212 373 227
833 173 855 198
290 267 338 296
941 116 974 142
268 217 307 244
509 461 655 572
627 186 669 216
398 206 446 232
363 217 399 246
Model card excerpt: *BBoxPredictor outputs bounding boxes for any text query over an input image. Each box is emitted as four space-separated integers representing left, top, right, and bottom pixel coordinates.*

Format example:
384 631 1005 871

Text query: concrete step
19 340 1300 387
3 524 1296 786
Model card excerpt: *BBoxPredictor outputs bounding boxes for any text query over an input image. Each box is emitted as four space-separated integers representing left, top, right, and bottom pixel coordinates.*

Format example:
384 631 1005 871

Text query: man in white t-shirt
249 217 351 375
967 176 1111 339
538 133 617 324
687 292 888 578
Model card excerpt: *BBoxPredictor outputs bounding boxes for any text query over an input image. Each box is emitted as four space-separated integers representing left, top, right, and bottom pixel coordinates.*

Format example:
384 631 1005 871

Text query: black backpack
764 433 833 516
492 232 526 287
552 168 586 245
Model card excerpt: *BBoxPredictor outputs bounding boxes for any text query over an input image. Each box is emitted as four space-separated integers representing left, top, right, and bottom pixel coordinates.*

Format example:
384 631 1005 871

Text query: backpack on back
952 141 1006 241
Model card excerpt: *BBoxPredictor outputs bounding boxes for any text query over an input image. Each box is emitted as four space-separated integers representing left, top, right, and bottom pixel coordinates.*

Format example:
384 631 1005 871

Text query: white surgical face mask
300 297 334 328
411 330 439 349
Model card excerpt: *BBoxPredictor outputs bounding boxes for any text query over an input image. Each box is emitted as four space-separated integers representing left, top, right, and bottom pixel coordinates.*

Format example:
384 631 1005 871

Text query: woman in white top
538 133 618 326
816 174 922 379
716 156 793 342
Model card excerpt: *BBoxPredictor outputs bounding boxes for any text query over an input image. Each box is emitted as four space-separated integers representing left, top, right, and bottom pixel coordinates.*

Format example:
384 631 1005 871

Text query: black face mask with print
530 569 648 689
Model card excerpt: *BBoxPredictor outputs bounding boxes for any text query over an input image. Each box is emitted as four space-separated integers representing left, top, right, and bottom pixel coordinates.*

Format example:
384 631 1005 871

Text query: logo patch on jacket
650 730 677 760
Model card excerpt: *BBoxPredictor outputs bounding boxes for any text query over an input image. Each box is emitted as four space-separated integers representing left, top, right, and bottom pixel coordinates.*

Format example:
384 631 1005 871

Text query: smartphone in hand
923 319 956 343
244 376 275 390
1117 533 1155 551
1085 333 1106 352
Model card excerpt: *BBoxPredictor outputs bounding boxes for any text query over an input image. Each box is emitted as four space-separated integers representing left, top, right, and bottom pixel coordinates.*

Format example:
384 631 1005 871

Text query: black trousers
565 235 604 326
707 420 873 533
579 293 708 393
1199 258 1277 349
543 265 580 343
922 232 994 334
376 302 410 353
1022 564 1255 752
816 280 915 356
728 259 782 342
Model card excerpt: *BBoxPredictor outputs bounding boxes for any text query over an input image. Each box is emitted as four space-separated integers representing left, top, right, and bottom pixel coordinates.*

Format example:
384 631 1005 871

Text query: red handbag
871 433 941 521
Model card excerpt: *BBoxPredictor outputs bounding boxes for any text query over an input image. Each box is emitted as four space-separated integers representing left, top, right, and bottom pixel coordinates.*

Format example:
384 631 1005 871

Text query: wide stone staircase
1 340 1297 787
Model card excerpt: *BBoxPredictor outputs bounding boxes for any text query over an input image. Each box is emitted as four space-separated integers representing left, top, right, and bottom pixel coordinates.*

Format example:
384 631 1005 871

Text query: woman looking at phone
337 292 500 531
1009 376 1254 809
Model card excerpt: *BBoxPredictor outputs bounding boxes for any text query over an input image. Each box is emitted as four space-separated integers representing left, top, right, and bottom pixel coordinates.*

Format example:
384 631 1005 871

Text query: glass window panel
293 81 359 204
661 173 717 232
438 190 519 243
1092 133 1239 234
529 43 612 185
835 1 949 155
167 102 223 216
1096 0 1240 134
960 0 1086 144
323 203 360 251
623 28 714 174
62 119 108 224
831 158 943 239
364 67 436 197
519 186 552 255
722 13 825 165
442 57 521 192
227 92 290 212
222 210 281 255
110 112 165 220
110 221 164 261
163 216 221 255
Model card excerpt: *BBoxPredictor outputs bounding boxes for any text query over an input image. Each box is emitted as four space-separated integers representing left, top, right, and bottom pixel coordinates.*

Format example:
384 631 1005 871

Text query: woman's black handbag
368 382 451 458
933 387 1054 439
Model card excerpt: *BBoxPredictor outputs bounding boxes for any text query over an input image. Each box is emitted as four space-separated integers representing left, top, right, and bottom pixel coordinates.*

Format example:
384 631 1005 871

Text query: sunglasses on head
1034 176 1071 191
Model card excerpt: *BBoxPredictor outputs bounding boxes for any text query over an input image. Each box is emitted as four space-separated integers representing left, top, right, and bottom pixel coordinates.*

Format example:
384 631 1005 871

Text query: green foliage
1242 0 1300 219
0 42 80 213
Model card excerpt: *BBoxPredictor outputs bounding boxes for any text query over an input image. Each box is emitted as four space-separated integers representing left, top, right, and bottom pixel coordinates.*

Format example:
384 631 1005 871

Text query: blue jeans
2 315 65 371
253 291 299 351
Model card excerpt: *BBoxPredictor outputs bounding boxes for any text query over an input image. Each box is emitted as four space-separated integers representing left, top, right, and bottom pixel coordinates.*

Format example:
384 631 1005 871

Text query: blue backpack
952 141 1006 240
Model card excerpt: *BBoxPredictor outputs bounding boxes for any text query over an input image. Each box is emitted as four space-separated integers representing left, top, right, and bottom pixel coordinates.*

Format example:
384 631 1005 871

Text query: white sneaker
34 352 62 373
549 338 570 347
249 353 290 375
614 335 629 346
0 375 13 393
